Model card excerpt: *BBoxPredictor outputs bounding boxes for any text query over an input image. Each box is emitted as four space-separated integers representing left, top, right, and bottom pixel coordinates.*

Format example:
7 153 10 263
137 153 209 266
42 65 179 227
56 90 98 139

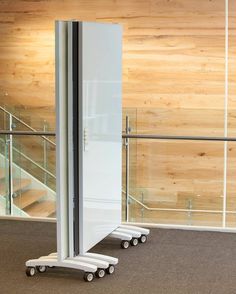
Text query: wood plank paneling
0 0 235 225
0 0 229 128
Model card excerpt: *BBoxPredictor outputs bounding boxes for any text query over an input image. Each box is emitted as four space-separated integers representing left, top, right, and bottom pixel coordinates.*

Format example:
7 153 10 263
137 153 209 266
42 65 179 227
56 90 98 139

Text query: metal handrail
122 133 236 142
2 108 236 219
122 116 236 223
0 106 56 146
0 107 56 196
0 130 56 136
122 190 236 215
0 130 235 189
12 147 56 179
1 107 236 221
0 137 56 179
2 131 236 142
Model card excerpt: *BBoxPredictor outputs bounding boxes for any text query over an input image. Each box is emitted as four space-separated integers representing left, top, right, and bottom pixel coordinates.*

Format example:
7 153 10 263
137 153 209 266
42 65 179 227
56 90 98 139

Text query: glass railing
0 134 9 215
122 108 236 229
0 106 56 218
122 135 236 228
124 138 224 227
0 106 56 191
0 133 56 218
1 105 236 230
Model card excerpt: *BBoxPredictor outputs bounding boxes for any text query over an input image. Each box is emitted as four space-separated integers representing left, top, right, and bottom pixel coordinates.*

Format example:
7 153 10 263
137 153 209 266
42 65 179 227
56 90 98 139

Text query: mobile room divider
25 20 149 282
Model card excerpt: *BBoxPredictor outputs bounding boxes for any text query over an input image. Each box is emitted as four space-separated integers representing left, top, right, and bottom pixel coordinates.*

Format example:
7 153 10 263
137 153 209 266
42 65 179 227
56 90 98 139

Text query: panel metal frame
55 20 69 261
56 20 123 258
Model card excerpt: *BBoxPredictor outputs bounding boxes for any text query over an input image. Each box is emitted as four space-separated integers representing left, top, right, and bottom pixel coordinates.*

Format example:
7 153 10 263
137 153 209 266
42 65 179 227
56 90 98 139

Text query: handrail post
43 121 48 185
125 116 130 222
187 198 192 226
141 191 144 220
8 113 13 215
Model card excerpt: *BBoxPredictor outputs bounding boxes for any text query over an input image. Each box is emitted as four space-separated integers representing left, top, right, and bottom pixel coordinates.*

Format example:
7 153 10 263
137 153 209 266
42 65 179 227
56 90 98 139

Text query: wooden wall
0 0 236 225
0 0 234 129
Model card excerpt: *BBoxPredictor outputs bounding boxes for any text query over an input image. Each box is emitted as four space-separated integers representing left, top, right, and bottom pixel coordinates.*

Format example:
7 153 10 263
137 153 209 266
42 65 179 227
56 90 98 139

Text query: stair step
49 212 56 218
14 189 46 209
24 201 56 217
0 178 31 195
13 179 31 192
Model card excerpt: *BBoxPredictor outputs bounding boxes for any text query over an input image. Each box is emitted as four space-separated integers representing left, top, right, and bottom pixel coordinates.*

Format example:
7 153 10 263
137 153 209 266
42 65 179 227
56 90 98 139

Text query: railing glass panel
127 138 225 227
0 132 56 218
0 135 9 215
0 106 56 192
11 136 26 217
12 121 56 191
0 105 236 228
10 135 56 218
226 142 236 227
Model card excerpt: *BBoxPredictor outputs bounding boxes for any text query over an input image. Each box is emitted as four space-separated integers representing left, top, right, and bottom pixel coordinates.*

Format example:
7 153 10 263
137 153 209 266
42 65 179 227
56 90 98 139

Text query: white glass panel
80 22 122 253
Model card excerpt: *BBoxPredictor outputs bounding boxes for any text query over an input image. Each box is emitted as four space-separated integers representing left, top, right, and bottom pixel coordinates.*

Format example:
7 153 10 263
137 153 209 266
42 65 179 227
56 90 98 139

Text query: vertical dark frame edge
78 21 83 255
72 21 80 256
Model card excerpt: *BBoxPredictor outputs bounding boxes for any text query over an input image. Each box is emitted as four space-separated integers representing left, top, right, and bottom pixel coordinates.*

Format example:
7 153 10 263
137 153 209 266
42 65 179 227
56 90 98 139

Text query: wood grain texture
0 0 233 127
0 0 235 225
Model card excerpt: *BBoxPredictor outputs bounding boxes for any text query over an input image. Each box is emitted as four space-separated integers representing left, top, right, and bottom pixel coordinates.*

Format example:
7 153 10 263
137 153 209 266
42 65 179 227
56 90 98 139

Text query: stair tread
14 189 46 209
49 212 56 218
0 178 31 195
25 201 55 217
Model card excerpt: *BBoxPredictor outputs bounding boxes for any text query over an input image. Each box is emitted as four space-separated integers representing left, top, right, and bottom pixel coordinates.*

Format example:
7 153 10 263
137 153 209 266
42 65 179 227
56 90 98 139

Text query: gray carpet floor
1 220 236 294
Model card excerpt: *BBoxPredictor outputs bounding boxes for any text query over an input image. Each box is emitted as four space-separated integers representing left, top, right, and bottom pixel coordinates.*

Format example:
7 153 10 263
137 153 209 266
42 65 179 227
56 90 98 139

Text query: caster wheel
36 266 47 273
26 267 36 277
130 238 139 246
95 268 106 278
106 265 115 275
121 240 130 249
84 272 94 282
139 234 147 244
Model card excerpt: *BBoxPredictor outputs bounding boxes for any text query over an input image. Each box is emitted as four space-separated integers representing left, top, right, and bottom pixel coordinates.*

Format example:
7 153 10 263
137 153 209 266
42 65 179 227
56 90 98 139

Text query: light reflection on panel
80 22 122 253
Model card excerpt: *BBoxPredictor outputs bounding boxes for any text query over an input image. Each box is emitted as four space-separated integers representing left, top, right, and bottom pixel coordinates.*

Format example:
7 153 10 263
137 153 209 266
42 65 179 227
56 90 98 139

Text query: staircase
0 163 56 218
0 106 56 218
13 189 55 217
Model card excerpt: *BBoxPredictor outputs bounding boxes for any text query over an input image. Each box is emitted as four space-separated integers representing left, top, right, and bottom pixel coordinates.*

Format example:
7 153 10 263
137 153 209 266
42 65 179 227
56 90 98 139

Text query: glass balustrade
125 138 225 227
121 108 236 229
0 134 9 216
0 133 56 218
0 106 56 218
0 105 236 229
